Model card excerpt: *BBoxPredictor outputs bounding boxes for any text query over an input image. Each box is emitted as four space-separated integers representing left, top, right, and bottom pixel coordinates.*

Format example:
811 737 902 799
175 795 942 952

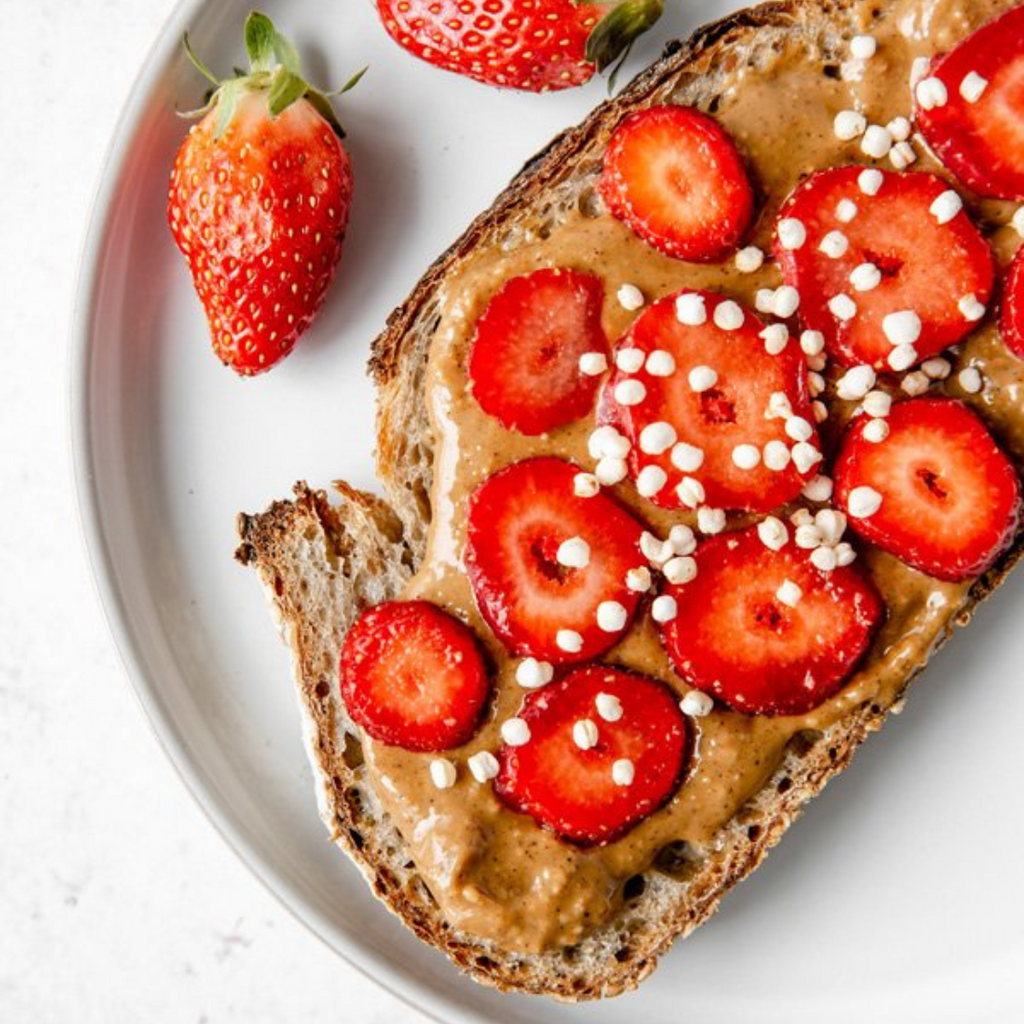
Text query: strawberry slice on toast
914 4 1024 201
468 268 608 435
775 168 994 370
341 601 491 751
834 398 1021 581
495 666 689 845
658 524 884 717
1002 245 1024 358
599 105 755 262
465 458 645 663
598 289 820 513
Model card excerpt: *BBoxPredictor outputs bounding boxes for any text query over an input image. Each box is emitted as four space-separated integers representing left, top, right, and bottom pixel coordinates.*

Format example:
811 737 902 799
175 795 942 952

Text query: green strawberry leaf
214 78 244 138
182 32 219 85
586 0 665 80
181 11 363 139
245 11 278 73
330 66 368 97
267 68 308 118
305 88 346 138
272 29 302 75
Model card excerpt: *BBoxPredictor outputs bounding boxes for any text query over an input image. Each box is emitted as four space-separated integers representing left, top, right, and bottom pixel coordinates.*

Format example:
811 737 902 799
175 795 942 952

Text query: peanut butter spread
363 0 1024 954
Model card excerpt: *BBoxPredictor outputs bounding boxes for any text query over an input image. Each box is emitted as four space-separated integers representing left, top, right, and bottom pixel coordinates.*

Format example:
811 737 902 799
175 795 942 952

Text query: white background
6 0 1024 1021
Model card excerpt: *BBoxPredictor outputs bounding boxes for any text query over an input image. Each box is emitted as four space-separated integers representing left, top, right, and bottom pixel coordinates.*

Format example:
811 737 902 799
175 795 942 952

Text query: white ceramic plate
72 1 1024 1020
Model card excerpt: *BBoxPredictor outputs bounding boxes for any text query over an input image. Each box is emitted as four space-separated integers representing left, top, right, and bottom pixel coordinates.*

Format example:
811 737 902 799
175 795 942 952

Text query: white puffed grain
820 230 850 259
713 299 745 331
579 351 608 376
735 246 765 273
676 292 707 325
516 658 554 689
758 516 789 551
639 421 677 455
670 442 704 473
861 124 892 159
847 486 883 518
696 507 726 536
501 718 531 747
430 759 457 789
680 690 714 717
636 464 668 497
959 366 983 393
617 283 645 311
615 347 646 373
596 601 628 633
468 751 499 783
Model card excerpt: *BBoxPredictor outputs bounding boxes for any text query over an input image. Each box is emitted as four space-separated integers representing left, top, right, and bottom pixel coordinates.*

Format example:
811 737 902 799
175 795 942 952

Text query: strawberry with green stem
168 12 364 376
374 0 666 92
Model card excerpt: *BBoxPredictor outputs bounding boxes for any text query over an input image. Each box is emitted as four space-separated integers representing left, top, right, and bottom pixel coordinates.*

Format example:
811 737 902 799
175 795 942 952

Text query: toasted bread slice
237 0 1024 999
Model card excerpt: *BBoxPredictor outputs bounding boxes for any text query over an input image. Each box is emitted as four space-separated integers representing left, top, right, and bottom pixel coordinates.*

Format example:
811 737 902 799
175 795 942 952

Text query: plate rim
67 2 475 1020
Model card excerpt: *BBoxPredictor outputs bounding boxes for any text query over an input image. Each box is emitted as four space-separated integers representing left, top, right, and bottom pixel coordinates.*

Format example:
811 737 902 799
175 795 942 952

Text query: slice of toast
236 0 1024 1000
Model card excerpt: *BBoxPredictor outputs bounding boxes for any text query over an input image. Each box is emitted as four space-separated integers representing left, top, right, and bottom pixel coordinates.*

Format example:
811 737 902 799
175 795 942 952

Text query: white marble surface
0 1 431 1019
9 1 1024 1021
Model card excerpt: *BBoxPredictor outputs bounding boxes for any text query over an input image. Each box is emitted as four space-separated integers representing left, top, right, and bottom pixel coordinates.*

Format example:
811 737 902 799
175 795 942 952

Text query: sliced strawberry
464 458 645 663
775 167 994 370
1002 245 1024 358
914 5 1024 201
598 105 755 262
658 525 884 717
340 601 491 751
467 268 608 435
494 666 688 845
834 398 1020 581
597 290 820 513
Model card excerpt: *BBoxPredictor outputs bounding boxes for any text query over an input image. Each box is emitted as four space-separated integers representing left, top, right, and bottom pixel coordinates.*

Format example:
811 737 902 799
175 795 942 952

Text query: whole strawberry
375 0 665 92
168 12 362 375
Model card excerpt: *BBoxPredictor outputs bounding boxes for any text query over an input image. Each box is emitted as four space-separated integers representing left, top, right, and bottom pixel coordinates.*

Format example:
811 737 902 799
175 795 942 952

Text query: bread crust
237 0 1024 999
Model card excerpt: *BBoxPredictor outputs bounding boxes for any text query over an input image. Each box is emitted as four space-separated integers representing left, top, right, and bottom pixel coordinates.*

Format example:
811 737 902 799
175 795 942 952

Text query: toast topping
465 458 645 663
775 167 995 370
958 366 984 393
597 289 820 512
850 34 877 60
467 750 500 783
617 283 646 310
430 758 458 789
341 601 491 751
914 4 1024 199
515 657 554 689
1001 246 1024 357
598 105 755 261
468 267 608 435
494 667 689 845
658 525 885 716
834 398 1021 580
284 0 1024 961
